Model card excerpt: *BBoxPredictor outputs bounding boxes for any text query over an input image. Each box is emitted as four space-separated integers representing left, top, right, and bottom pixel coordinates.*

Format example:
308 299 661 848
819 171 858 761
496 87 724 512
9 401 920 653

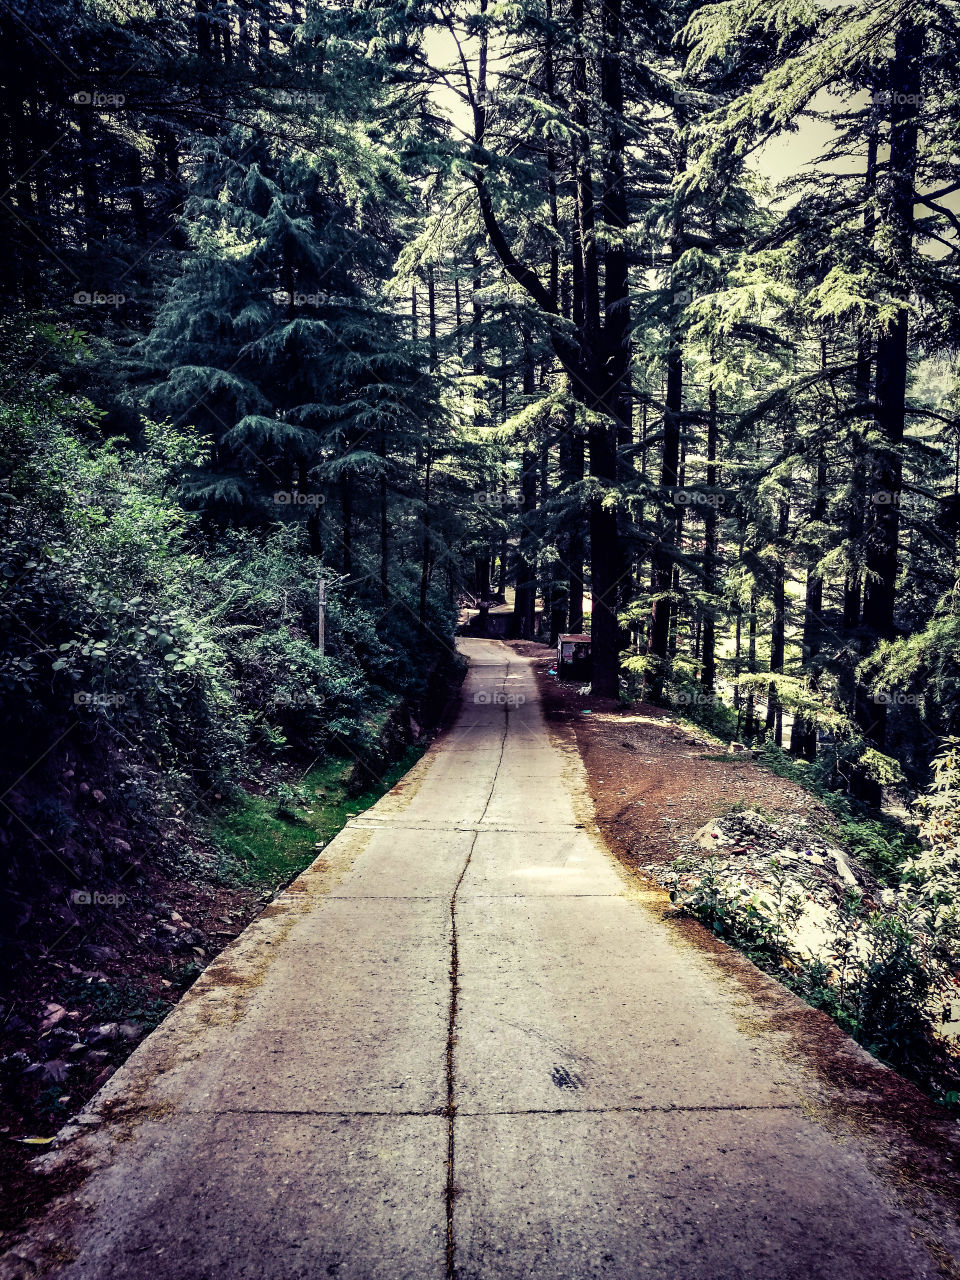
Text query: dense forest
2 0 960 966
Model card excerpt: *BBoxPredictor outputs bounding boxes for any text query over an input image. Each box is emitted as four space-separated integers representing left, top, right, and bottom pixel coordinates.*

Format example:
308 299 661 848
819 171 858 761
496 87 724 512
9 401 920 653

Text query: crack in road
445 662 511 1280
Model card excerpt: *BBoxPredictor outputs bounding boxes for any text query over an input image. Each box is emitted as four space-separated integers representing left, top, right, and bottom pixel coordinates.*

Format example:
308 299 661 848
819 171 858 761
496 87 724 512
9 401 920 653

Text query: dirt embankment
509 640 834 867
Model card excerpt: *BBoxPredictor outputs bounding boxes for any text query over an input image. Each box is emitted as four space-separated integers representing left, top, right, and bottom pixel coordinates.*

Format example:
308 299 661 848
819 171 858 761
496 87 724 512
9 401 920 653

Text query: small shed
557 633 591 681
460 602 512 638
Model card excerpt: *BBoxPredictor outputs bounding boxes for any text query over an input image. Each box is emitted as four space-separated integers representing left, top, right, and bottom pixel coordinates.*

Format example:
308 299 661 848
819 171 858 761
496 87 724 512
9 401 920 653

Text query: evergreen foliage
3 0 960 958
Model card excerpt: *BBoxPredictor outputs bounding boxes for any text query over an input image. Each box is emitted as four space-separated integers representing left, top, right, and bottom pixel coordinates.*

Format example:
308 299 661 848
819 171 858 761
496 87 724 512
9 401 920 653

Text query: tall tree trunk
472 258 483 382
597 0 632 684
418 448 432 623
77 111 100 250
496 533 508 599
742 599 747 721
571 0 599 354
341 480 353 578
648 342 682 699
257 0 270 59
419 266 438 625
238 0 253 64
475 555 491 601
512 451 538 638
844 136 876 654
568 425 585 634
539 428 554 643
195 0 212 60
544 0 622 692
861 30 920 647
570 0 622 695
669 436 687 660
792 338 830 759
513 332 538 640
378 428 389 606
556 387 586 636
544 0 561 311
454 276 464 362
701 382 719 694
587 426 621 695
766 489 790 746
128 150 147 242
746 592 758 740
791 446 827 759
856 21 922 797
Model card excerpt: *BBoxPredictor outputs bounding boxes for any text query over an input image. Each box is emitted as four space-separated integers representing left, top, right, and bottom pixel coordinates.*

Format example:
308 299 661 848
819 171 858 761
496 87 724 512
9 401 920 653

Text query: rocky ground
647 806 881 960
0 864 271 1230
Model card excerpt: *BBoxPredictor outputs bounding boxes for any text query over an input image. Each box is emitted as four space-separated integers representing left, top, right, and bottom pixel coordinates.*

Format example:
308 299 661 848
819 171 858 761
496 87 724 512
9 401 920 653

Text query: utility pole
317 578 326 655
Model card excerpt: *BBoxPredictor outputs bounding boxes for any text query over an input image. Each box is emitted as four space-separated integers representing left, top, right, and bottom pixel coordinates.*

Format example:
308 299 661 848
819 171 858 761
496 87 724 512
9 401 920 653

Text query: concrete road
3 640 944 1279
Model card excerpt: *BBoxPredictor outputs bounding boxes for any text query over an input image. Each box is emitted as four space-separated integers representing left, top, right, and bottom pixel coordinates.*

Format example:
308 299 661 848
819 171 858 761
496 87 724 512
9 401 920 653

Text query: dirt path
509 639 835 867
1 639 958 1280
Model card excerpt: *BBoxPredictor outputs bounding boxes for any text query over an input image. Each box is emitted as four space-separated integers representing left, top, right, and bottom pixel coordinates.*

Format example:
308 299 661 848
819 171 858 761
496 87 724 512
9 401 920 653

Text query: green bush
0 332 457 951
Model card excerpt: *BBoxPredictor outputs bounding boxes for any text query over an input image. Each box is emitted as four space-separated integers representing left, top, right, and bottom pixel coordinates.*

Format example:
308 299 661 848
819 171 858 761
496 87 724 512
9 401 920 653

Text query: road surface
2 640 944 1279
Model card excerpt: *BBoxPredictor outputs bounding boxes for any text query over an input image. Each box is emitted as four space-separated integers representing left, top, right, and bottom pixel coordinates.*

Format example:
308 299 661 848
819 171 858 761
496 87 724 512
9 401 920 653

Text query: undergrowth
212 748 424 889
754 743 921 883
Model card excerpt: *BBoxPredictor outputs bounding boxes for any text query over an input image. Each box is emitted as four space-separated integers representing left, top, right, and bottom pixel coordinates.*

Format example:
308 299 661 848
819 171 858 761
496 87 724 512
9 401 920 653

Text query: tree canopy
4 0 960 944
